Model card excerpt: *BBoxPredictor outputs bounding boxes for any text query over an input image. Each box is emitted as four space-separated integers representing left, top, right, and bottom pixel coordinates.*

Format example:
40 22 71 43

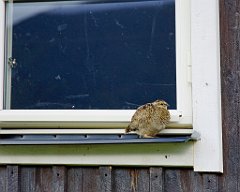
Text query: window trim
0 0 192 128
0 0 4 110
191 0 222 172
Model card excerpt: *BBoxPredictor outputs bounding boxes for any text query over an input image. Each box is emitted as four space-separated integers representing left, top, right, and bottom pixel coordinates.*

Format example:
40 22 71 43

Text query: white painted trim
176 0 192 120
0 110 181 122
191 0 223 172
0 1 4 110
0 142 194 167
0 109 189 128
5 1 13 109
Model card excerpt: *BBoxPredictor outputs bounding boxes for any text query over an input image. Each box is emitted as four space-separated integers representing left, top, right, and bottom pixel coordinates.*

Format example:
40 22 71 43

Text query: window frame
191 0 222 172
0 0 223 173
0 0 192 129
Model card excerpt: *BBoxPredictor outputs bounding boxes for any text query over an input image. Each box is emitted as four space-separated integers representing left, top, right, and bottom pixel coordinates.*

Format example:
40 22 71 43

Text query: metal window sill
0 133 198 145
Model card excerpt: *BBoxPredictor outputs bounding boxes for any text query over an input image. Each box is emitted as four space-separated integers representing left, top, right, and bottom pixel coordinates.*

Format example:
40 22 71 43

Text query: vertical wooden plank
202 174 219 192
6 165 20 192
220 0 240 191
20 166 36 192
192 172 203 192
99 166 112 192
35 166 53 192
164 169 183 192
112 168 132 192
179 169 194 192
82 167 100 192
136 168 150 192
150 167 163 192
0 166 7 192
67 167 83 192
164 169 219 192
52 166 67 192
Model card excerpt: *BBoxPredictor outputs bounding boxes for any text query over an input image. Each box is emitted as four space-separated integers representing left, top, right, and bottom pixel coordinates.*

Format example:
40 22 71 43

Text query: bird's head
152 100 169 109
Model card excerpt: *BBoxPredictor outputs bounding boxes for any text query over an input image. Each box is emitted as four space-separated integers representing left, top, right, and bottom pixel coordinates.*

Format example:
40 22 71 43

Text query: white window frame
0 0 192 129
191 0 222 172
0 0 223 173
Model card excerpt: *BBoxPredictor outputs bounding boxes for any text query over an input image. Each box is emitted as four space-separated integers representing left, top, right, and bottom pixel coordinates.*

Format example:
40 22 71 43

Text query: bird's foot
142 134 155 138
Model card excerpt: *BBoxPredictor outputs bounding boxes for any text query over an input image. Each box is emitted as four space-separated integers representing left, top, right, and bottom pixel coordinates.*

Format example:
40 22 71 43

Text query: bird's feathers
126 100 170 137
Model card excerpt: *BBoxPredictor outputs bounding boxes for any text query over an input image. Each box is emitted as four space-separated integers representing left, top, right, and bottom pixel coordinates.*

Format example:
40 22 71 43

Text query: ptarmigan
125 100 170 138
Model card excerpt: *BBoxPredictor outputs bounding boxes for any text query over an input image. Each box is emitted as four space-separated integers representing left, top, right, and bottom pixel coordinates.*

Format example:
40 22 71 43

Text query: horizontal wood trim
0 142 194 167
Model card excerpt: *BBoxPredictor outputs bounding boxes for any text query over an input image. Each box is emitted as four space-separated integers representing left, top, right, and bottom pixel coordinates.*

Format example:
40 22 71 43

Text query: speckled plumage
125 100 170 138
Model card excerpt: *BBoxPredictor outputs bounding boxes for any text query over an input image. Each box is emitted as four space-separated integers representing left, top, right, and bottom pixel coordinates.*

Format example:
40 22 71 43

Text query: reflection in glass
6 0 176 109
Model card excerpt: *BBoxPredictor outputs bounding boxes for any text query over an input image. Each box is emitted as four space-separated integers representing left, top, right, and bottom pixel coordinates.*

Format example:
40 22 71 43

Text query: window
7 1 177 110
1 0 192 128
0 0 222 173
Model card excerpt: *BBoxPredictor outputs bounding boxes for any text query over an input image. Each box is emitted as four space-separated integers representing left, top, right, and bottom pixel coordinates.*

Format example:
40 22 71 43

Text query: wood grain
20 166 36 192
53 166 67 192
220 0 240 191
82 167 100 192
99 166 112 192
67 167 83 192
0 166 6 192
35 167 53 192
164 169 183 192
6 166 20 192
150 167 163 192
112 168 132 192
136 168 150 192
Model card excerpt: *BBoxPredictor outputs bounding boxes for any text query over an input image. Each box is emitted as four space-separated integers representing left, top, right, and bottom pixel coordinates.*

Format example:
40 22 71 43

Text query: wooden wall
0 0 239 191
0 166 221 192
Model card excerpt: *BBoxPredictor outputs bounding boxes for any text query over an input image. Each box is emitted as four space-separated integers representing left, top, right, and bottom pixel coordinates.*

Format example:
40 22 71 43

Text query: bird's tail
125 125 131 133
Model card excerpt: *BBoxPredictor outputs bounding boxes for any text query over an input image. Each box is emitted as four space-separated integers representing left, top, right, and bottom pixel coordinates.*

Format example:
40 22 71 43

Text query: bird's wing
131 103 154 121
127 103 154 131
156 107 171 123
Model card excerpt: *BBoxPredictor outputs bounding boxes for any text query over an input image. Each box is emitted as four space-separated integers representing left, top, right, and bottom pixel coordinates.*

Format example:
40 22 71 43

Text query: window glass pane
5 0 176 109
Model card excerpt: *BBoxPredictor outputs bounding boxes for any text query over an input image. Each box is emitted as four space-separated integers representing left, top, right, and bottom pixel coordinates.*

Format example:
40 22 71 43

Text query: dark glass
9 0 176 109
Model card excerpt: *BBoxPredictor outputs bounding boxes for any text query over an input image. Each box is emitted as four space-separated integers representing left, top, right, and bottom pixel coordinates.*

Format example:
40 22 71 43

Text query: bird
125 100 170 138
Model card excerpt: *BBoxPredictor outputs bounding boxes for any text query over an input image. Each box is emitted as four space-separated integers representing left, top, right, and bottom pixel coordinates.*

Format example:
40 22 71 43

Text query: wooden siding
0 0 239 191
0 166 224 192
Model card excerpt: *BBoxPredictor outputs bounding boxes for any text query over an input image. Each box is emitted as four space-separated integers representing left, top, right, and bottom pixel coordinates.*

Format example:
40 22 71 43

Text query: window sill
0 133 197 145
0 138 194 167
